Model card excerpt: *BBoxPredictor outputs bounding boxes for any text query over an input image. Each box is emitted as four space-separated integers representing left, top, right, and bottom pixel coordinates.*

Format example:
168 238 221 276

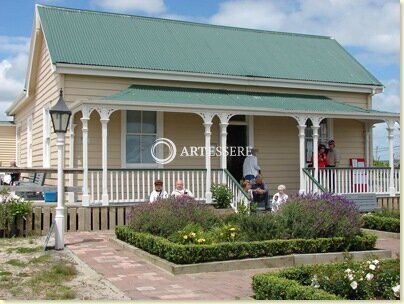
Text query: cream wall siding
73 111 122 168
333 119 365 166
0 125 16 165
163 113 220 169
254 116 300 194
13 31 60 172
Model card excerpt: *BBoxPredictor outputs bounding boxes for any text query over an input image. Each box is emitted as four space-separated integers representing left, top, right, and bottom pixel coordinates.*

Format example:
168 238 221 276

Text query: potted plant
211 184 233 210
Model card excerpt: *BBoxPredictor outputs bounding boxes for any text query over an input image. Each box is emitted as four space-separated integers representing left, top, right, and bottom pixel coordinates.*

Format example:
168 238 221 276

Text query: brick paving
65 231 400 300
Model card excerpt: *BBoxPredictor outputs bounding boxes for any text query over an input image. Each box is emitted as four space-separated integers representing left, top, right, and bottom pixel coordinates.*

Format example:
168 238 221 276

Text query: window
305 119 328 163
43 108 51 167
125 111 157 164
27 116 32 167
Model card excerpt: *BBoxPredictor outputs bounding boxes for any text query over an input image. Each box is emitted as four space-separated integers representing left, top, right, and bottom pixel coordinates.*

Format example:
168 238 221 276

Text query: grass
7 246 42 254
0 271 12 276
29 254 51 264
6 259 26 267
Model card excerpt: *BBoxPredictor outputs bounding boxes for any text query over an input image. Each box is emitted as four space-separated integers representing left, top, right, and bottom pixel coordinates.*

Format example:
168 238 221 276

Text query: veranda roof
37 5 382 87
101 85 398 120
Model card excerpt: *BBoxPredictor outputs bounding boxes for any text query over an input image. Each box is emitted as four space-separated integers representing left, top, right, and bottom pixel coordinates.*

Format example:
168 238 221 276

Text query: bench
15 173 46 200
342 193 380 212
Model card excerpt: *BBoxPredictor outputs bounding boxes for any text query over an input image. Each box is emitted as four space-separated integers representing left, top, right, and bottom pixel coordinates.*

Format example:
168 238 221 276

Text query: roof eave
71 98 398 123
54 63 384 95
6 90 30 116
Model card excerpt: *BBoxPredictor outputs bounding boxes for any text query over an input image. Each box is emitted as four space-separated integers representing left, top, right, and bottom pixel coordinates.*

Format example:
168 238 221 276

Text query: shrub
372 208 400 219
211 184 233 209
253 258 400 300
224 212 284 241
205 223 240 243
127 197 221 237
0 189 32 235
168 223 210 245
362 214 400 233
277 193 363 239
116 225 376 264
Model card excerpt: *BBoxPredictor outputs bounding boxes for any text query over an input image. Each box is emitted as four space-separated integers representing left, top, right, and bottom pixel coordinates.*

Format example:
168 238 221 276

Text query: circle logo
151 138 177 165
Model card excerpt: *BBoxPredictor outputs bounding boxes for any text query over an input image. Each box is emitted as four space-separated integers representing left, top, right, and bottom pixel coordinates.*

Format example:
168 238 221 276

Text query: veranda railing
88 168 250 209
303 167 400 195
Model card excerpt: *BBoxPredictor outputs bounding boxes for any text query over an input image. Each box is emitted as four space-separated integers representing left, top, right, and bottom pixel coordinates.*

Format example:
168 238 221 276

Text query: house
6 5 400 207
0 121 16 166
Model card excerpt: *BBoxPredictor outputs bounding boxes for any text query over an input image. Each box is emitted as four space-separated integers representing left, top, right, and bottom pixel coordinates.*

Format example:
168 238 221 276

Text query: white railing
88 168 249 209
303 167 400 195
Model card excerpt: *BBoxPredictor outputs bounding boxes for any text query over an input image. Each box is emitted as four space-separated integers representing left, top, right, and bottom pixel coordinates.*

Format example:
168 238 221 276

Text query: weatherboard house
6 5 400 207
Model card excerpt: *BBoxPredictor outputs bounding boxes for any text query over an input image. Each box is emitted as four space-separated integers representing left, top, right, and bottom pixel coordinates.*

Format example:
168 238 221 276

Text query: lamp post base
54 206 64 250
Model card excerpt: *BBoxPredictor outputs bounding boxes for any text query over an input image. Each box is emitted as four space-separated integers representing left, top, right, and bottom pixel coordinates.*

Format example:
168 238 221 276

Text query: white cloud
372 79 400 161
93 0 166 14
209 0 399 63
0 36 29 121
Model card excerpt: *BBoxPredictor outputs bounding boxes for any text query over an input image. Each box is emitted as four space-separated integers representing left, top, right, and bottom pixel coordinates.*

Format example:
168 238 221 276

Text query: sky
0 0 400 161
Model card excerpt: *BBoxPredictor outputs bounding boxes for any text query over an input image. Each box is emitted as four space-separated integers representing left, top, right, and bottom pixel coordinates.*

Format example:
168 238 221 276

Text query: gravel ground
0 236 129 300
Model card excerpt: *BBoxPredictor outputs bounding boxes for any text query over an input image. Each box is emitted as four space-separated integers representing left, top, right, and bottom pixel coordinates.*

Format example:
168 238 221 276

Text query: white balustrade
303 167 400 195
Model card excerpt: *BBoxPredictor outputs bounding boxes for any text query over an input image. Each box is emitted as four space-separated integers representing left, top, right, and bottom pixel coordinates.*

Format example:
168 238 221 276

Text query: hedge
252 273 341 300
362 214 400 233
252 259 400 300
115 225 377 264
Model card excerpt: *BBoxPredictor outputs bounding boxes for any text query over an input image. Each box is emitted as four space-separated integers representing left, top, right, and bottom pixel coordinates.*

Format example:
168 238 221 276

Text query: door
227 124 247 182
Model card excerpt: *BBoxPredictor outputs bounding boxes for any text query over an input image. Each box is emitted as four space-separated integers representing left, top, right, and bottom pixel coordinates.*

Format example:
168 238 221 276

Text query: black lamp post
49 89 71 250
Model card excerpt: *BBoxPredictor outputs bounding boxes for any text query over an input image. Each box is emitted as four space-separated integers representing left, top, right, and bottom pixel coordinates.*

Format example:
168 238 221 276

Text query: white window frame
121 110 164 168
42 107 51 167
26 116 33 167
16 124 21 165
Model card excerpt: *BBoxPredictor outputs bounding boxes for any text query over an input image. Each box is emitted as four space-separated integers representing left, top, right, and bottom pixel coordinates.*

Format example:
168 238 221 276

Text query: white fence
87 169 249 209
303 167 400 195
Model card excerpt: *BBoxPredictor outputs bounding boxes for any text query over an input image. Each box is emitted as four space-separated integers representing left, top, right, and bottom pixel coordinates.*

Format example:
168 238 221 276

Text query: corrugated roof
37 5 382 86
103 85 393 115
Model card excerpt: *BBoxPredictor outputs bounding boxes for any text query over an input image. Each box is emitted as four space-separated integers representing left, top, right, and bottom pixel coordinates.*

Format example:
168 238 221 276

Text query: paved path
65 231 400 300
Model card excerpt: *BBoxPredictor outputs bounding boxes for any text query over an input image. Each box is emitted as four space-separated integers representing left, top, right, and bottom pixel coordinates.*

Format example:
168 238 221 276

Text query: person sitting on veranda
171 180 194 199
149 179 168 203
271 184 288 212
241 180 253 200
1 161 20 186
251 175 269 210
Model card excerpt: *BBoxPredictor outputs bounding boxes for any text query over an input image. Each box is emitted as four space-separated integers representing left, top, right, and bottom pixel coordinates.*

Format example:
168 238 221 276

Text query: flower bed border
114 226 390 274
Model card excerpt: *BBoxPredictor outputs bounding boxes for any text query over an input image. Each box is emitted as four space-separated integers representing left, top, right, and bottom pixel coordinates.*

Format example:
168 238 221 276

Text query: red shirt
311 153 328 168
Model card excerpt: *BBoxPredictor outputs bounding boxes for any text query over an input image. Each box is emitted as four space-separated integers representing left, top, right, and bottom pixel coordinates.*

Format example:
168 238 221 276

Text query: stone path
65 231 400 300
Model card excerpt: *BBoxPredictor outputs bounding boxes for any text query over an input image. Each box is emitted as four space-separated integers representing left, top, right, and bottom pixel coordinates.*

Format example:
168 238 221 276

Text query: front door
227 124 247 182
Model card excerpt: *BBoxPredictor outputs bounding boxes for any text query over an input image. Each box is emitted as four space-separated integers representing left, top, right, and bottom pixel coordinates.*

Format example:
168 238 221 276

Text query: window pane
141 135 156 163
126 135 140 163
127 111 141 133
142 111 156 134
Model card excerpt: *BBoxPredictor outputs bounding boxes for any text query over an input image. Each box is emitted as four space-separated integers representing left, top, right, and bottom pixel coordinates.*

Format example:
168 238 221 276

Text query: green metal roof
37 5 382 87
103 85 394 115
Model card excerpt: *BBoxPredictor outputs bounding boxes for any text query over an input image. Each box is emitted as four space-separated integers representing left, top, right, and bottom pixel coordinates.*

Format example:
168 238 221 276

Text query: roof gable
37 5 382 87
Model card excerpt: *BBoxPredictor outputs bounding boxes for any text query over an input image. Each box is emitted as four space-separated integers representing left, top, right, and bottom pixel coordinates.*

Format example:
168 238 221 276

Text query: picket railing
303 167 400 195
88 168 249 210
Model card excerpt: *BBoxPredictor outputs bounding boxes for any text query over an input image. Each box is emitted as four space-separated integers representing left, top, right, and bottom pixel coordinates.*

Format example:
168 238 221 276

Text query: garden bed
111 235 390 275
115 225 380 265
252 258 400 300
362 211 400 233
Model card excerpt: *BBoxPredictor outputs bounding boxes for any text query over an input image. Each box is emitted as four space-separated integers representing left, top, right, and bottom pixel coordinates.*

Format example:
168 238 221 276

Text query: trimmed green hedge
253 259 400 300
252 273 341 300
362 214 400 233
115 225 377 264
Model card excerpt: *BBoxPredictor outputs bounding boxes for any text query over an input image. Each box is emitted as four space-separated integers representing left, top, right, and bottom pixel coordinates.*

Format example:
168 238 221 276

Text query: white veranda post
80 108 90 206
294 116 307 194
218 113 232 183
200 112 214 203
68 121 76 203
386 119 396 196
100 107 111 206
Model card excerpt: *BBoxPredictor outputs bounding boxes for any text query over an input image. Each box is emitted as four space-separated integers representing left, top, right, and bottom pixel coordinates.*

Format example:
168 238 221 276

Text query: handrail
302 168 327 193
221 169 250 200
0 167 83 173
89 168 207 172
305 167 397 170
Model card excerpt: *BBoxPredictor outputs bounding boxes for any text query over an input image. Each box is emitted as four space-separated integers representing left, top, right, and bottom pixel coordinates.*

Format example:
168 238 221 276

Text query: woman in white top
171 180 194 199
271 184 288 212
149 179 168 203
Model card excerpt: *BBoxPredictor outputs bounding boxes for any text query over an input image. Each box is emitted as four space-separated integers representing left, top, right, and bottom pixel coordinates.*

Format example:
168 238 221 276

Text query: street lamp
49 89 71 250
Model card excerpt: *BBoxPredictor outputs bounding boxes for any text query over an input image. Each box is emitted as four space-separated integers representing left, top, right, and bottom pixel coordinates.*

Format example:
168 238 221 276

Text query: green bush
0 189 32 234
224 212 284 241
252 273 341 300
362 214 400 233
278 193 363 239
372 208 400 219
253 258 400 300
127 198 221 238
211 184 233 209
116 225 376 264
